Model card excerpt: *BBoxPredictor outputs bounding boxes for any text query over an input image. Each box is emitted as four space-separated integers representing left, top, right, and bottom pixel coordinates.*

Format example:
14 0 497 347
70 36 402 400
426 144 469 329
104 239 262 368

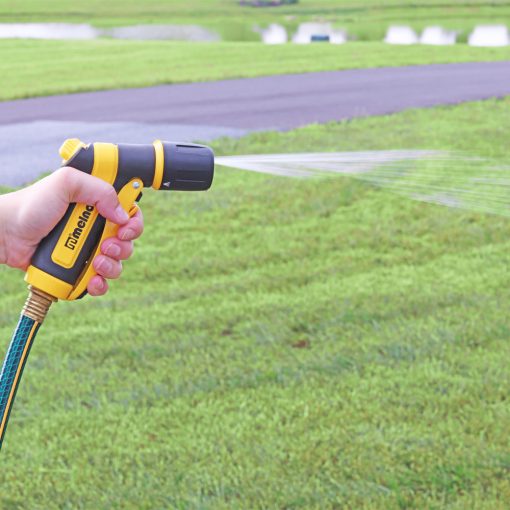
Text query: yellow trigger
66 179 142 301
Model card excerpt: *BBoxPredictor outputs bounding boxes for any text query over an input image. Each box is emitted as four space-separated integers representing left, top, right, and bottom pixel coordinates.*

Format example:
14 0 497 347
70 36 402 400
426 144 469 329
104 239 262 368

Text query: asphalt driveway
1 61 509 186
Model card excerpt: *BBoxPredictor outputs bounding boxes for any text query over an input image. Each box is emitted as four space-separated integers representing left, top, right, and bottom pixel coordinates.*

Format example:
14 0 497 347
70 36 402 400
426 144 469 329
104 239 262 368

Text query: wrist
0 190 20 266
0 192 10 265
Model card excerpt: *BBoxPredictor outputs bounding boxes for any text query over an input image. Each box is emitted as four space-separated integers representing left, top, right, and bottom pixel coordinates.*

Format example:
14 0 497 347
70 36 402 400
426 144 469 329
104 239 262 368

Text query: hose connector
22 286 57 323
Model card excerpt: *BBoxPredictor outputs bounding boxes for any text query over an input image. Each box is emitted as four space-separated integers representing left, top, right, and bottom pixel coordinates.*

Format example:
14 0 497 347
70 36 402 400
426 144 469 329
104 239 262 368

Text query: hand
0 167 144 296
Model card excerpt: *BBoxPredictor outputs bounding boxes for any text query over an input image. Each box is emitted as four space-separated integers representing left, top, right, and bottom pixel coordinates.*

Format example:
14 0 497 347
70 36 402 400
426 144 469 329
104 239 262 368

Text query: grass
0 96 509 508
1 39 510 101
0 0 509 42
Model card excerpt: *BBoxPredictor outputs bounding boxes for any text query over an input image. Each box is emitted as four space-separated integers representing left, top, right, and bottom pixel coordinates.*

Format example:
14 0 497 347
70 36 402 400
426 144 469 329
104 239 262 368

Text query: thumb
56 167 129 224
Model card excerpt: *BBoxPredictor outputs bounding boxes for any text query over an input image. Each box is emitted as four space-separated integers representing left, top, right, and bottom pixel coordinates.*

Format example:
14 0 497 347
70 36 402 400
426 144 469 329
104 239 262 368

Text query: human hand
0 167 144 296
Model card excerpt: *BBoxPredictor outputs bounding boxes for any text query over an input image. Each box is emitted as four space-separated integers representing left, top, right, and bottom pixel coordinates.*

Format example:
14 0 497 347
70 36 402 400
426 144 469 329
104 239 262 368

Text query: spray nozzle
156 142 214 191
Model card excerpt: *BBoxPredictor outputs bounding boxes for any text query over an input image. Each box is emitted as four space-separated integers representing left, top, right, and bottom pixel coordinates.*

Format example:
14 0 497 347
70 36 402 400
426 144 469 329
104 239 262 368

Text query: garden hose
0 287 54 449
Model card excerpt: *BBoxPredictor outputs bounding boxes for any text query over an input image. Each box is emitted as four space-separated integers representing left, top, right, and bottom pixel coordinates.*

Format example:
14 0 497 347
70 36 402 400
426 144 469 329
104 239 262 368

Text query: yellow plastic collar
152 140 164 190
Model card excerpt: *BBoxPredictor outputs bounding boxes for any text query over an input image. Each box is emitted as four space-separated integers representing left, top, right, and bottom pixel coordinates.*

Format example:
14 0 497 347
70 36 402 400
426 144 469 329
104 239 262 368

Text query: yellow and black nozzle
60 138 214 192
25 138 214 301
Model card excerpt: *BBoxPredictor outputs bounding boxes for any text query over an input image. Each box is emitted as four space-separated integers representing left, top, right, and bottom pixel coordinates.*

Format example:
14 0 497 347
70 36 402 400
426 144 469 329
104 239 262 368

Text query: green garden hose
0 287 54 450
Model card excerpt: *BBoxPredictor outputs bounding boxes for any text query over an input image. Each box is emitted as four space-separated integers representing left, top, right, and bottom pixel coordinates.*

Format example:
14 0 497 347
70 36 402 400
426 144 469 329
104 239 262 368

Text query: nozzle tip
160 142 214 191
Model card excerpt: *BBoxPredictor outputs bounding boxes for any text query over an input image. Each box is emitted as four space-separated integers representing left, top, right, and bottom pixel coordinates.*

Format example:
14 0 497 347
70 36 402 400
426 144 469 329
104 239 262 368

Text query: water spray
0 139 214 450
217 151 510 217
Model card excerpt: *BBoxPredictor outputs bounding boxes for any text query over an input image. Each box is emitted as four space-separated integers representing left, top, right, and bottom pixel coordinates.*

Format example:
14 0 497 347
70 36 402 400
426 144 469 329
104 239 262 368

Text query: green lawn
1 39 510 101
0 97 509 508
0 0 509 42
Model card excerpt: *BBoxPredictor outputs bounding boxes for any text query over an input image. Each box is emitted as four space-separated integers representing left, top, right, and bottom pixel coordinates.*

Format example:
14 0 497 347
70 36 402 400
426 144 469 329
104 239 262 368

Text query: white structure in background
420 26 457 45
330 30 347 45
105 25 220 41
0 23 98 39
292 23 346 44
468 25 510 47
260 23 288 44
384 25 419 45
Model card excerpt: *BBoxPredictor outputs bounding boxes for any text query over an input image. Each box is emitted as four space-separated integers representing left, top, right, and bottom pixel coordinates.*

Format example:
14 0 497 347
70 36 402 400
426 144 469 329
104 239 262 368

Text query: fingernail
120 228 135 241
115 205 129 223
96 257 112 274
105 244 121 258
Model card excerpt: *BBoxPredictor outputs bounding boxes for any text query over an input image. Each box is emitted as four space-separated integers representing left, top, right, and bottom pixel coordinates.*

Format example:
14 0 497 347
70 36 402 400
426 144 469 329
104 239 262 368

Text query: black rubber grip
30 145 101 285
30 213 105 285
115 144 155 190
65 144 94 175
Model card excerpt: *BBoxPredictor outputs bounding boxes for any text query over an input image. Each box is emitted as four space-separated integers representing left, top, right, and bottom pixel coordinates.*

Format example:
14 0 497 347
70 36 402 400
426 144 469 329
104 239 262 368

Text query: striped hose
0 314 42 449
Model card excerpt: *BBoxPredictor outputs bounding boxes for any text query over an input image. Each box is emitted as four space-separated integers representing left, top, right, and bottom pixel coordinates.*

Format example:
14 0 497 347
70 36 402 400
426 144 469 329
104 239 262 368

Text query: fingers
117 207 144 241
52 169 146 298
93 255 122 280
89 240 132 297
101 238 133 260
97 207 142 272
87 275 109 297
56 167 130 225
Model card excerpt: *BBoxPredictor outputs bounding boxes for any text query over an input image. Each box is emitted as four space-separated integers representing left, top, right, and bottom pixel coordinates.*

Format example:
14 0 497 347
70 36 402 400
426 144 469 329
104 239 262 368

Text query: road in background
1 61 509 186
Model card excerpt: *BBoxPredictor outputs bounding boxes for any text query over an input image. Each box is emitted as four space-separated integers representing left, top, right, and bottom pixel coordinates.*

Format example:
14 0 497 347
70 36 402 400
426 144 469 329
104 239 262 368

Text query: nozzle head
160 142 214 191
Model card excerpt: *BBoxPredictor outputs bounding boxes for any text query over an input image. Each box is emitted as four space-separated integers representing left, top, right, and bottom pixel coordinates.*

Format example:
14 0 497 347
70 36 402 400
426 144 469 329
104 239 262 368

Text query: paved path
1 61 510 186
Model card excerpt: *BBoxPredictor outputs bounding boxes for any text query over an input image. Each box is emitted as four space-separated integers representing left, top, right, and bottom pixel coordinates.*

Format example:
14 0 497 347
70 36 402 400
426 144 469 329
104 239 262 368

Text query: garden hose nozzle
26 138 214 301
0 138 214 450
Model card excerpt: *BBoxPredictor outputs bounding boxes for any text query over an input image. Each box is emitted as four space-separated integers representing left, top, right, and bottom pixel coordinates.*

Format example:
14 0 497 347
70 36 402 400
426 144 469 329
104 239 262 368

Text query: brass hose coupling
22 286 57 323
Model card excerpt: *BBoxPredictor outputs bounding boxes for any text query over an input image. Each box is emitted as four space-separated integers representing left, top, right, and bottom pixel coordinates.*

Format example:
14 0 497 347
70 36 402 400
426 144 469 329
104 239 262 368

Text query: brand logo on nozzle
64 205 95 250
52 203 99 270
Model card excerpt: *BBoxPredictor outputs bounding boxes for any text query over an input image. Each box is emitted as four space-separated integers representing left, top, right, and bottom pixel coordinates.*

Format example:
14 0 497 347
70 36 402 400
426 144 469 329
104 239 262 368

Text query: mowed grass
0 97 509 508
1 39 510 101
0 0 509 42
